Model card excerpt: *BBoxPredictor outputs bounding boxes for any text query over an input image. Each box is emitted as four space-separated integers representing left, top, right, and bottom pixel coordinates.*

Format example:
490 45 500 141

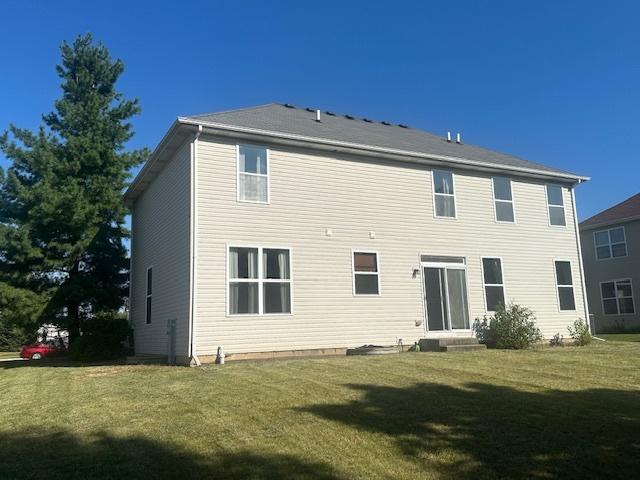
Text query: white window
228 246 291 315
594 227 627 260
352 252 380 295
145 267 153 324
601 279 635 315
237 145 269 203
433 170 456 218
554 261 575 311
492 177 514 222
482 257 505 311
546 184 566 226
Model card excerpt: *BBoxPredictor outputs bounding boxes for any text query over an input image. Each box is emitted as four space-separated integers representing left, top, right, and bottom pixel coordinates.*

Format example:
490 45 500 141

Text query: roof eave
579 214 640 231
178 117 590 184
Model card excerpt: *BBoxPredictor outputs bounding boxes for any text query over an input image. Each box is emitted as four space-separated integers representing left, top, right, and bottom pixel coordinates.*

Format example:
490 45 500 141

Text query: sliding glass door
423 265 470 331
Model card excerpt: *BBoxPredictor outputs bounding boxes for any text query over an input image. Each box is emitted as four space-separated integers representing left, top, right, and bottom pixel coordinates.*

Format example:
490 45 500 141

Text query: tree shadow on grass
301 382 640 479
0 429 344 480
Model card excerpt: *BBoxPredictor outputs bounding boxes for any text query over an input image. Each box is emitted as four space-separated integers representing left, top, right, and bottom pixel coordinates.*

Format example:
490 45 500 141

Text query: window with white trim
228 247 291 315
353 252 380 295
554 261 575 311
237 145 269 203
492 177 514 222
546 185 566 226
482 258 505 311
594 227 627 260
601 279 635 315
145 267 153 324
433 170 456 218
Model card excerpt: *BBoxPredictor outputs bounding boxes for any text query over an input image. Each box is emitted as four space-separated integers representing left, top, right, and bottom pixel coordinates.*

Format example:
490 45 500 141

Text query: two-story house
124 104 589 364
580 193 640 333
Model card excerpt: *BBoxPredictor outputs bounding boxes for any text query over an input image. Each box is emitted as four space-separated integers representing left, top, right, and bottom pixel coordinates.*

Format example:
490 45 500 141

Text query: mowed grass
0 352 19 359
599 333 640 342
1 343 639 480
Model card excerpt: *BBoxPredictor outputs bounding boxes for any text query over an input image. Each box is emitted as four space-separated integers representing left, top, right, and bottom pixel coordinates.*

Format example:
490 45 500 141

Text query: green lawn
1 343 639 480
598 333 640 342
0 352 19 360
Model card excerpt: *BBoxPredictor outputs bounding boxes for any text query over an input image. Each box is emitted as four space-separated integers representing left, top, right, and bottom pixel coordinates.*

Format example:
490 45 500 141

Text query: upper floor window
228 246 291 315
554 260 575 311
601 279 635 315
145 267 153 324
492 177 514 222
433 170 456 218
594 227 627 260
237 145 269 203
546 185 566 226
353 252 380 295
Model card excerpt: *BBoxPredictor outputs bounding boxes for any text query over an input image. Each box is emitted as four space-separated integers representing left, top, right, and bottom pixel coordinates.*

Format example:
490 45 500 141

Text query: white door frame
421 260 472 336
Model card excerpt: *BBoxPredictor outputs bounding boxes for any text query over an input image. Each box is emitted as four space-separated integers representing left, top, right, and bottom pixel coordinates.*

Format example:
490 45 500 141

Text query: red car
20 341 66 360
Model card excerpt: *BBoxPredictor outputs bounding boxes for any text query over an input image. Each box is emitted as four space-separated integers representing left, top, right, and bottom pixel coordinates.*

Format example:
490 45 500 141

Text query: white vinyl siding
594 227 627 260
546 184 566 226
492 177 515 223
194 136 585 354
601 279 635 315
130 141 191 356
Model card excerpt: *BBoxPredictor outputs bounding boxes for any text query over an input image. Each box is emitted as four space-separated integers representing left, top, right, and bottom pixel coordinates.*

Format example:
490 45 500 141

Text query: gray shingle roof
182 103 585 180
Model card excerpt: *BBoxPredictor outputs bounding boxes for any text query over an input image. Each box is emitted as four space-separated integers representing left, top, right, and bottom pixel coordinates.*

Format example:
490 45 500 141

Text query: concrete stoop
419 337 487 352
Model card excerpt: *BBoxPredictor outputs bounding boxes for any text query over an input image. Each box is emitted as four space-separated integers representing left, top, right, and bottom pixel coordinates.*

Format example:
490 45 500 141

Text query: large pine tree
0 34 147 342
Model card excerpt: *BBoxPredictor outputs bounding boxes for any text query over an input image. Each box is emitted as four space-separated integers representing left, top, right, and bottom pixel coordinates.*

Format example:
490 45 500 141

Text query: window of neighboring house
482 258 505 311
492 177 515 222
601 279 635 315
145 267 153 324
554 261 576 311
594 227 627 260
237 145 269 203
353 252 380 295
228 247 291 315
546 184 566 226
433 170 456 218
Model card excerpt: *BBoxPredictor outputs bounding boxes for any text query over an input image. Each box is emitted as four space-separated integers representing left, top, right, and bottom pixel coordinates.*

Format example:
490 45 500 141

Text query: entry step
419 337 486 352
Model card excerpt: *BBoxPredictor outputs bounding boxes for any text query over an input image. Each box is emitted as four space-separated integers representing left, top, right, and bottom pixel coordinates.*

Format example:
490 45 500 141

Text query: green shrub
567 318 592 346
0 322 32 351
474 303 543 349
69 312 130 361
549 333 564 347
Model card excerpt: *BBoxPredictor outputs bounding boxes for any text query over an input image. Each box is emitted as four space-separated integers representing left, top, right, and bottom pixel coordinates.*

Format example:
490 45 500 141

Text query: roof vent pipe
446 131 451 142
315 109 321 122
456 133 462 144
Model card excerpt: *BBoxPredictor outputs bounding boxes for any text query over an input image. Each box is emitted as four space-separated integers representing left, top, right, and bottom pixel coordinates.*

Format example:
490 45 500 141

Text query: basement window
237 145 269 203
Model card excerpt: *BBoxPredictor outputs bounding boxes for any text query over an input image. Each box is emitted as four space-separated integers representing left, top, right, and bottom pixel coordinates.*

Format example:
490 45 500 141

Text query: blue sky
1 0 638 221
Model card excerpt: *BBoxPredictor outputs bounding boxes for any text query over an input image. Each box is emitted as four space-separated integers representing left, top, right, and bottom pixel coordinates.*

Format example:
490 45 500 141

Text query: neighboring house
580 193 640 333
124 104 590 364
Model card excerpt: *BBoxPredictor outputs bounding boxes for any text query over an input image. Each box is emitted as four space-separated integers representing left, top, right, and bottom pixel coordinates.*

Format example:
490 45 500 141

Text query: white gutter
571 185 592 333
188 125 202 366
177 117 591 183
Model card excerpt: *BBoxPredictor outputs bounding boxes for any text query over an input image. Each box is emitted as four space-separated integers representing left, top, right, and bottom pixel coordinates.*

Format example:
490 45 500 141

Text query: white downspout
571 185 592 333
188 125 203 366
